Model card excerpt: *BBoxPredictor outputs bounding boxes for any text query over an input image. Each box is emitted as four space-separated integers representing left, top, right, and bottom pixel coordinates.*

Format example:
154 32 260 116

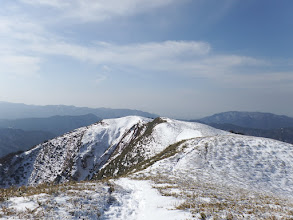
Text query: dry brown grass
0 179 114 219
132 171 293 219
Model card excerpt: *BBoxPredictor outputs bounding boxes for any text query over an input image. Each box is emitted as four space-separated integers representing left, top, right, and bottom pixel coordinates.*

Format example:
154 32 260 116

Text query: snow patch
104 178 192 220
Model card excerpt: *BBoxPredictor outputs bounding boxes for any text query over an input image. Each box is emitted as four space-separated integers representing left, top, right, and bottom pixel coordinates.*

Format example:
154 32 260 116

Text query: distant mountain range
0 102 157 159
198 111 293 130
205 123 293 144
0 114 101 136
0 114 102 158
0 101 158 120
193 111 293 144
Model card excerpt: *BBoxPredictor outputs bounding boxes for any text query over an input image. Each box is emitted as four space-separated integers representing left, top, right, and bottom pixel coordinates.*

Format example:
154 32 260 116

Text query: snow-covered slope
0 116 225 187
95 117 227 179
139 135 293 196
0 116 147 187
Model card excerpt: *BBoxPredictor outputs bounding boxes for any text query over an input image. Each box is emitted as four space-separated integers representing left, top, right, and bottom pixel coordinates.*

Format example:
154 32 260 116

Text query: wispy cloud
19 0 69 8
19 0 185 22
33 38 288 89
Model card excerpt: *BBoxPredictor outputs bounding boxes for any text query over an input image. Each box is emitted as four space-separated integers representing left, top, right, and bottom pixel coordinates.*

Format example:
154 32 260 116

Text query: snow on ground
72 116 152 181
134 117 228 159
104 178 192 220
0 178 192 220
81 116 152 149
0 182 114 219
132 173 293 219
141 134 293 196
131 134 293 218
9 196 39 212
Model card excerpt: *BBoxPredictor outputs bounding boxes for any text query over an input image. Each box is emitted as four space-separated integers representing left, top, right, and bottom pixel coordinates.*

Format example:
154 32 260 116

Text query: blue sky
0 0 292 118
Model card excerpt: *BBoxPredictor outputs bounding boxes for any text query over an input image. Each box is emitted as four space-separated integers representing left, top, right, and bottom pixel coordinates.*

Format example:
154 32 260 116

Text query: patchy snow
0 182 114 219
8 197 39 212
0 179 193 219
104 178 192 220
133 117 228 159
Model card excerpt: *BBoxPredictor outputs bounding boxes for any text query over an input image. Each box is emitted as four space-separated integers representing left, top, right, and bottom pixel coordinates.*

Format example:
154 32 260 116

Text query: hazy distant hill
0 114 101 136
198 111 293 130
0 101 158 120
0 114 102 158
0 128 55 158
205 123 293 144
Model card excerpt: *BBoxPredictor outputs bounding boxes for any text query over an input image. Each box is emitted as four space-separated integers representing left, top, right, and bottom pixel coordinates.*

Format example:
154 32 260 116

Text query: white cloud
0 16 46 77
19 0 69 8
32 39 286 89
30 40 211 67
19 0 184 22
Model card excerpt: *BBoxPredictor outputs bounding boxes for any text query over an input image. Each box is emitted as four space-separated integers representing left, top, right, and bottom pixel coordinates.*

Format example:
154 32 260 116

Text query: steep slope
198 111 293 129
0 116 225 187
0 116 147 187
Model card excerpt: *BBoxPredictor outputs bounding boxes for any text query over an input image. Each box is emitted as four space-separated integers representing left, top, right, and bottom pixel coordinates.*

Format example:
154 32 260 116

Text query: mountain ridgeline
194 111 293 144
0 102 158 120
0 101 157 159
1 116 293 198
203 123 293 144
198 111 293 129
0 114 101 136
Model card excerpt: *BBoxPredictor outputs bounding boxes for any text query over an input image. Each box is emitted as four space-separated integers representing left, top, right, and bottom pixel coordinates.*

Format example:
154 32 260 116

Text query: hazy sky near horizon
0 0 292 118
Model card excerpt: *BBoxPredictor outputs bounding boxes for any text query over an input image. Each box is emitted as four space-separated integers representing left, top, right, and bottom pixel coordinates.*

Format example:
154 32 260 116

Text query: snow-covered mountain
0 116 226 187
1 116 293 219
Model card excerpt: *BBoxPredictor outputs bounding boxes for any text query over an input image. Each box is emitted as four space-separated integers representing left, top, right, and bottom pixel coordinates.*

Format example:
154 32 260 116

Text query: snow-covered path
103 178 192 220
